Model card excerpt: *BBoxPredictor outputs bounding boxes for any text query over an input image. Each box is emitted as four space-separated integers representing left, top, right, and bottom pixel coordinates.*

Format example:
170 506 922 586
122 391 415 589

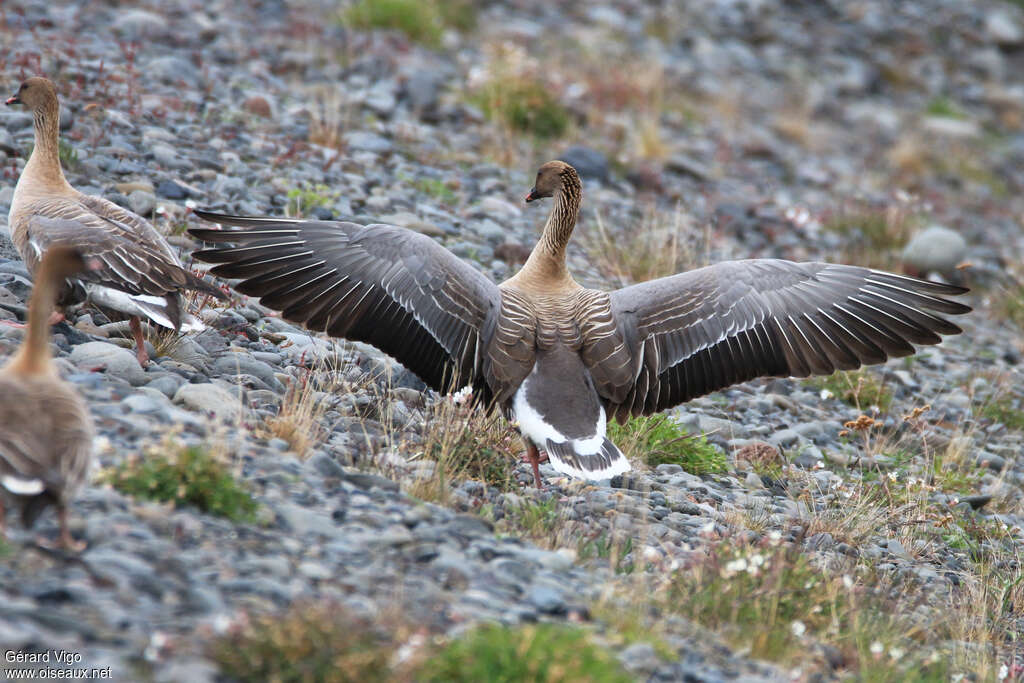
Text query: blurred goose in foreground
6 77 226 365
190 161 970 487
0 246 98 551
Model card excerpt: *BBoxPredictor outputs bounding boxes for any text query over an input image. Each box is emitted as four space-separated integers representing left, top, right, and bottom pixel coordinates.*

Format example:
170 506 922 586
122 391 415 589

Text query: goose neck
539 173 582 258
22 100 71 193
5 256 59 376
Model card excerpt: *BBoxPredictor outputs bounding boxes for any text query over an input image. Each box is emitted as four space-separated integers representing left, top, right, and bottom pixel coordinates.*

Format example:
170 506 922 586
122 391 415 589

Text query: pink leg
57 506 85 552
525 441 544 489
130 316 149 367
520 450 549 464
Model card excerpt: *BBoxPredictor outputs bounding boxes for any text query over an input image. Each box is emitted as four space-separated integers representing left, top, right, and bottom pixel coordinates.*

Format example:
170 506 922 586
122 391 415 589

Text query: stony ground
1 0 1023 681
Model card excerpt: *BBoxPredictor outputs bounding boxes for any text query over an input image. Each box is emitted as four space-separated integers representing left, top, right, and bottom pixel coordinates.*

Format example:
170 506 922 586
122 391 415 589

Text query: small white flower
791 620 806 637
642 545 661 562
768 530 783 544
749 553 766 568
819 389 834 400
185 198 197 209
870 641 884 656
998 664 1009 680
724 558 748 576
870 405 880 414
450 385 474 405
842 574 854 590
887 471 899 482
155 205 167 215
889 647 904 660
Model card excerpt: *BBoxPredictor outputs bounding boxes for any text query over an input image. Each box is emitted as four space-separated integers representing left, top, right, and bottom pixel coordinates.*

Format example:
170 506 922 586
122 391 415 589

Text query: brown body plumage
0 246 98 550
5 77 225 365
189 160 970 487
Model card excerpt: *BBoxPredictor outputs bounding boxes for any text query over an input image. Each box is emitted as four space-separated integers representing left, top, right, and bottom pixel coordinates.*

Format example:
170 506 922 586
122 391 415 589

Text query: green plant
104 444 258 522
980 394 1024 432
607 414 726 474
434 0 477 32
413 177 457 204
925 96 965 120
59 139 79 168
418 623 632 683
502 498 563 540
469 72 569 140
810 369 893 412
286 184 335 218
343 0 477 48
577 531 635 574
211 602 414 683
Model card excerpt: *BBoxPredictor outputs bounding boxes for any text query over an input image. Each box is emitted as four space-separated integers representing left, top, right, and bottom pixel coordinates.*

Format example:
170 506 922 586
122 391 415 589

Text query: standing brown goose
189 161 970 487
5 77 226 365
0 246 98 551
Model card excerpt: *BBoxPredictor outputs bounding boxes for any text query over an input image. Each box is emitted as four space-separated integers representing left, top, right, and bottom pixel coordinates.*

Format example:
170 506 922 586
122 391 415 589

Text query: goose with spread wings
190 160 970 487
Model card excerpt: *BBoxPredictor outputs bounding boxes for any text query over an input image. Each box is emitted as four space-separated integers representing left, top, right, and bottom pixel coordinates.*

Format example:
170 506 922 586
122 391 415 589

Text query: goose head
5 77 58 112
524 160 576 203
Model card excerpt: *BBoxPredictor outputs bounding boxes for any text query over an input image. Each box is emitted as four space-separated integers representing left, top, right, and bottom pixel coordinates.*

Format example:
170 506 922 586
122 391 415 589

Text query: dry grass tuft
405 390 520 504
820 200 919 270
211 600 427 683
583 204 705 287
306 87 351 153
255 365 335 458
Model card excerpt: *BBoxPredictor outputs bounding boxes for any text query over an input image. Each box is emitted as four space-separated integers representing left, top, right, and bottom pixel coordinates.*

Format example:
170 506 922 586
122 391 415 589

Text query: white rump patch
86 286 205 331
512 373 630 481
545 442 631 481
1 475 45 496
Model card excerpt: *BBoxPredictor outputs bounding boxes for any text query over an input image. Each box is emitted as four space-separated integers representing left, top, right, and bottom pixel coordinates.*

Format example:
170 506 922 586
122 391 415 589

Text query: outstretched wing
189 211 502 395
605 259 970 418
18 196 223 299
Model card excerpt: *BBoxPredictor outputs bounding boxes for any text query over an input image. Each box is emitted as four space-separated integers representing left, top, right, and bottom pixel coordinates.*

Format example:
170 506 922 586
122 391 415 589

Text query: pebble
172 382 242 421
69 341 148 386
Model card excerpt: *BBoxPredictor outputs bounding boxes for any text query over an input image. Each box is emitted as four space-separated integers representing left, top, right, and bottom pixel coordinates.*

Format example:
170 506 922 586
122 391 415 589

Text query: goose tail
544 437 631 481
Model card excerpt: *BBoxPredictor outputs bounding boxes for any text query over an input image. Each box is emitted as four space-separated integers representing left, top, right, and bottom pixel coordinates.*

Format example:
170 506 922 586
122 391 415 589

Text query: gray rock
112 9 168 39
172 382 242 420
405 70 443 116
619 642 663 674
146 374 185 398
525 583 566 614
127 189 156 217
986 9 1024 46
344 131 393 153
886 538 914 562
558 146 609 182
146 55 200 84
69 341 147 386
274 502 338 537
767 428 800 448
212 354 285 391
363 81 397 116
901 225 968 275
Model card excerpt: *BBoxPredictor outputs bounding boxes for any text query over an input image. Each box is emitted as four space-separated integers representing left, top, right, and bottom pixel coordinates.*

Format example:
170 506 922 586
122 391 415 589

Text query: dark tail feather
544 437 631 480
